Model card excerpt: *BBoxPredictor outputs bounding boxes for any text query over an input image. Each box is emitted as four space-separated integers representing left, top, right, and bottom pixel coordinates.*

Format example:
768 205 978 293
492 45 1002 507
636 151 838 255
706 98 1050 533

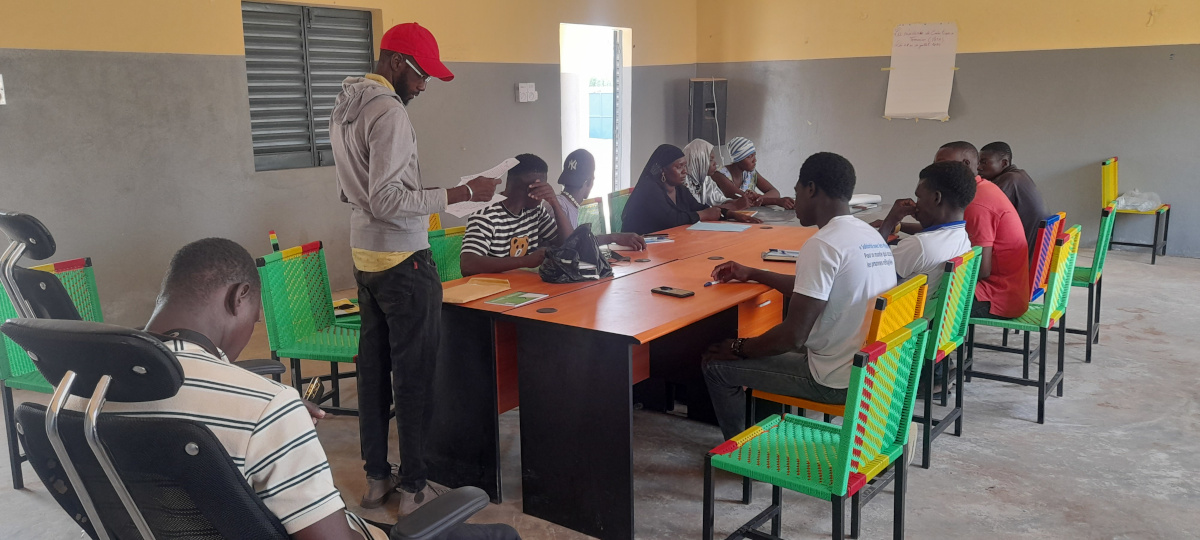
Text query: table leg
517 322 635 540
428 306 503 503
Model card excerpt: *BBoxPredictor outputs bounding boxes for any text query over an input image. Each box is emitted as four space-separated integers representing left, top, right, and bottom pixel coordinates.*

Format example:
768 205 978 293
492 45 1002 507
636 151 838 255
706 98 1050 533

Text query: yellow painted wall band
0 0 697 66
697 0 1200 63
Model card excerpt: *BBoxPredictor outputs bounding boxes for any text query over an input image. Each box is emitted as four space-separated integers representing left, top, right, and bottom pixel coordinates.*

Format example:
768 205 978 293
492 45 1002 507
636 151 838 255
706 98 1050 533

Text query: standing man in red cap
330 22 500 515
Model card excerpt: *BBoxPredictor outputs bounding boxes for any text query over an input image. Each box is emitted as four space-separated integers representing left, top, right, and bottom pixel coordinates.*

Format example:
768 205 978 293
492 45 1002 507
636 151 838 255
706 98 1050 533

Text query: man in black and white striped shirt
88 239 517 540
460 154 573 276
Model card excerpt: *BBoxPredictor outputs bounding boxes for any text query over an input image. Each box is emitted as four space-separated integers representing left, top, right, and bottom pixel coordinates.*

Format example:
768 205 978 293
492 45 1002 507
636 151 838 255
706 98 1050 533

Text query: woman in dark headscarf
620 144 761 235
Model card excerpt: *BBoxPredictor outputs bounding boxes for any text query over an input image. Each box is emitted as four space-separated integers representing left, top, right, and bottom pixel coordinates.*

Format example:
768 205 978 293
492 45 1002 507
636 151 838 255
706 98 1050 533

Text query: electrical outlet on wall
0 74 6 105
517 83 537 103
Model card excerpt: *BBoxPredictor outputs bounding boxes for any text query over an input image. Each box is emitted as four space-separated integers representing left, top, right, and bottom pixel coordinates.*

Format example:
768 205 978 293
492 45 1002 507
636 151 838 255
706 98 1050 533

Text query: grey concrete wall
630 64 696 177
0 48 694 324
698 44 1200 255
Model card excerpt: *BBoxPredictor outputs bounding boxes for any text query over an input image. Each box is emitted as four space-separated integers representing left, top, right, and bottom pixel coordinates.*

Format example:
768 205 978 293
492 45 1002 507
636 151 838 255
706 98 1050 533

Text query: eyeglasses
404 56 432 83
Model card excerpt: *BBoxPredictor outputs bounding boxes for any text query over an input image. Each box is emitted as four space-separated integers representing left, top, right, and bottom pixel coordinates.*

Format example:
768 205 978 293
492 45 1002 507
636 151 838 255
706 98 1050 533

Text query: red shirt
965 177 1030 318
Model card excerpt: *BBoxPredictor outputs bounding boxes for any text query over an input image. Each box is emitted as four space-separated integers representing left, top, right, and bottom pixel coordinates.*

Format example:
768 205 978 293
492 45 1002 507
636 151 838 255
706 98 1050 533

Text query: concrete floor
2 248 1199 539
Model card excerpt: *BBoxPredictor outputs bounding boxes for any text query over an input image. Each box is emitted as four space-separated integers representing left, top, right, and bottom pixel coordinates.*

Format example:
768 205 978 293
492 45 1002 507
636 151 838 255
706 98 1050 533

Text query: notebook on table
443 278 511 304
688 222 752 233
761 249 800 262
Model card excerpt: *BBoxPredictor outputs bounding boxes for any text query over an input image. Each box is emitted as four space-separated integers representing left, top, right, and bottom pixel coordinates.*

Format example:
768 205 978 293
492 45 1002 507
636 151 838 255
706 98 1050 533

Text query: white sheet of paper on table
883 23 957 120
849 193 882 206
445 157 519 218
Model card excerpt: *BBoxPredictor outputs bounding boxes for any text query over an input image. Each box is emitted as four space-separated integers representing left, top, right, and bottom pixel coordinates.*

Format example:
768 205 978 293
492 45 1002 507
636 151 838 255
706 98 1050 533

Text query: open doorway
560 23 632 211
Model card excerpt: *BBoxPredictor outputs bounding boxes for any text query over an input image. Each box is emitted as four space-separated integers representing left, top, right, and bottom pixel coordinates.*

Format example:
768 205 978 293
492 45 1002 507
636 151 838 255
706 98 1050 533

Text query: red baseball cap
380 23 454 82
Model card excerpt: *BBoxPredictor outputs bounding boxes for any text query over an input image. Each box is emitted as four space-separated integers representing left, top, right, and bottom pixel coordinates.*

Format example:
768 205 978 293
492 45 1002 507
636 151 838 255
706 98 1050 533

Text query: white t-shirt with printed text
792 215 898 388
891 221 972 288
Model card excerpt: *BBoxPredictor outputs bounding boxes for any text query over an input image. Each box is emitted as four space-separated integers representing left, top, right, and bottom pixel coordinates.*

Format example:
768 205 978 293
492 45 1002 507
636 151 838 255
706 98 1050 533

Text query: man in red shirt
934 141 1029 318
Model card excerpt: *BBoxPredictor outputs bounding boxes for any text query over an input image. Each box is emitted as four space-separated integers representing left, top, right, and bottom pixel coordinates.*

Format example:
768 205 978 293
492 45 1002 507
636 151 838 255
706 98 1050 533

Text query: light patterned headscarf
683 138 715 193
727 137 757 164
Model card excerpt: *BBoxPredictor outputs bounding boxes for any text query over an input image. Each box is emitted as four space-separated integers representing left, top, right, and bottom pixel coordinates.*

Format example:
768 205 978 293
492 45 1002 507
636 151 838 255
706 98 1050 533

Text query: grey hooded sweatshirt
330 76 447 252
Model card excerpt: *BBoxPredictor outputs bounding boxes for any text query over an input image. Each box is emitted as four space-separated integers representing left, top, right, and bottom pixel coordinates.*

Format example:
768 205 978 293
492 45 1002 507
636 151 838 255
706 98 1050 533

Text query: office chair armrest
390 486 489 540
232 358 286 377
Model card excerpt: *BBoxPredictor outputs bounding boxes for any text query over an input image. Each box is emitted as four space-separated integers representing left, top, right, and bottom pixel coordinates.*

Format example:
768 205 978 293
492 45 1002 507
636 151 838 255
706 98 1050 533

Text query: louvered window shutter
242 2 374 171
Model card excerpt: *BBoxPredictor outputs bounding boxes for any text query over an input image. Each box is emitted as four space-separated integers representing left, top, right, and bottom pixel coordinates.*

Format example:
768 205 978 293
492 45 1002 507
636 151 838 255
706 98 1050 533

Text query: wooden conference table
427 222 816 539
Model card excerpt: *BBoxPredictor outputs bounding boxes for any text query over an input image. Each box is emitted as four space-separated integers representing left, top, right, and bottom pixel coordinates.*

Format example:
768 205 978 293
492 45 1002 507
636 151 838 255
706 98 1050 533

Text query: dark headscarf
620 144 707 235
636 144 686 186
558 148 596 188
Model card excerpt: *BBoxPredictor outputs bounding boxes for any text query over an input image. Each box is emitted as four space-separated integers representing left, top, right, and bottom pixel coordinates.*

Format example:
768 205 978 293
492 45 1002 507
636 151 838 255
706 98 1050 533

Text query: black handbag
539 224 614 283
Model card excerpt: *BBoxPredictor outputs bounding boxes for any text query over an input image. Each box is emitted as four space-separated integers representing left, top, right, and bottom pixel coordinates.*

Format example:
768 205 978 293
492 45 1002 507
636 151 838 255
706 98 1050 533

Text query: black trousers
355 249 442 492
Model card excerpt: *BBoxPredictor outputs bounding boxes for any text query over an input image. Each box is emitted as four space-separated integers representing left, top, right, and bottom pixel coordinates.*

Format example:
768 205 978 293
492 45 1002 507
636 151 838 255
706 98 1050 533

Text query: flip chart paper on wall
884 23 957 120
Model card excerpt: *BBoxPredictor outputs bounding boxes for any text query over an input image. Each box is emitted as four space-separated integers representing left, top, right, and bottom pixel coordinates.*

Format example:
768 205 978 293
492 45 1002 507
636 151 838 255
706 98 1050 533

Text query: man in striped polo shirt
89 239 517 540
460 154 573 276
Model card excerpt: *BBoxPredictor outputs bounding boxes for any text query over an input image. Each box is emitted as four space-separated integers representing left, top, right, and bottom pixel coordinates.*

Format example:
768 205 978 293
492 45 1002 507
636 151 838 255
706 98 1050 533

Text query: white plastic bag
1113 189 1162 213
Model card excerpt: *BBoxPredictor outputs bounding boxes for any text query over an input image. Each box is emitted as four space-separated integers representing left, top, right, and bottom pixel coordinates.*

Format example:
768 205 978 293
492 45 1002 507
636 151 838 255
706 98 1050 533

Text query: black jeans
702 350 847 441
355 249 442 492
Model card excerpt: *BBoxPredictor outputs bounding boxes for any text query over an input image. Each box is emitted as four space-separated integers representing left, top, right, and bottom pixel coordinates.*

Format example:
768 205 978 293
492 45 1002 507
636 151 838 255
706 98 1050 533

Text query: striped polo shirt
68 340 386 539
462 201 559 258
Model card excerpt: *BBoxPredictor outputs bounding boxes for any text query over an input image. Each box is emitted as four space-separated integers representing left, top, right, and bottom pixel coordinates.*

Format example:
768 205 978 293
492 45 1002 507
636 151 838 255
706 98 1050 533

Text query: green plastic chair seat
4 370 53 393
711 414 900 500
969 304 1063 333
1071 265 1097 287
277 325 358 363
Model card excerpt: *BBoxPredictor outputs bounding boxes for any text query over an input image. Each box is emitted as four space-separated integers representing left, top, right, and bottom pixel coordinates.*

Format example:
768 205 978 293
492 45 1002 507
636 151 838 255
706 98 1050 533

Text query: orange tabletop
439 222 782 313
618 222 766 261
503 225 817 343
440 252 671 313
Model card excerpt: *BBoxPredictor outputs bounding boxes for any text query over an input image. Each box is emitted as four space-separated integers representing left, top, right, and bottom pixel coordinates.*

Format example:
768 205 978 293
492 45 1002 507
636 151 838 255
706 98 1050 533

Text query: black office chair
0 211 287 490
0 210 59 489
3 318 489 540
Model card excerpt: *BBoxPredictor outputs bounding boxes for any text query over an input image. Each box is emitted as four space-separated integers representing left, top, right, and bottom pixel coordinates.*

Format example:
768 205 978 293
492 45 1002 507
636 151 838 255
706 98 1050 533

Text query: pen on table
703 280 720 287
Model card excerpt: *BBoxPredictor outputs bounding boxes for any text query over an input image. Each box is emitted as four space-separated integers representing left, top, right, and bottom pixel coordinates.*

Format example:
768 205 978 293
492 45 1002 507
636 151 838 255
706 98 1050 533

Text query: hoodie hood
332 76 400 125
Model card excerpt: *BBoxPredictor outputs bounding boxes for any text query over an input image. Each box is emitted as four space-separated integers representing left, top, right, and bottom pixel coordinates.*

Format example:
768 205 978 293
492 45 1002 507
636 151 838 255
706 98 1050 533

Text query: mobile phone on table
651 286 695 298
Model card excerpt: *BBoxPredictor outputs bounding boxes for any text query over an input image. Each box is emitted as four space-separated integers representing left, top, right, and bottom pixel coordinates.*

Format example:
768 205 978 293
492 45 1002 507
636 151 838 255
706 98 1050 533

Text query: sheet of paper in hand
446 157 519 218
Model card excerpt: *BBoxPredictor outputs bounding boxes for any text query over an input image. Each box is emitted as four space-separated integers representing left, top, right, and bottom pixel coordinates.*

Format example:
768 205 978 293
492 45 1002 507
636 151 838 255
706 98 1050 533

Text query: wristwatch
720 207 730 219
730 338 748 358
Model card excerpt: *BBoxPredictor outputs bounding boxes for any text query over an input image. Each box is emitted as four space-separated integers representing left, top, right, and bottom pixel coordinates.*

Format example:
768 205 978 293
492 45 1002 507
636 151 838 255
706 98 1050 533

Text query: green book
485 291 549 308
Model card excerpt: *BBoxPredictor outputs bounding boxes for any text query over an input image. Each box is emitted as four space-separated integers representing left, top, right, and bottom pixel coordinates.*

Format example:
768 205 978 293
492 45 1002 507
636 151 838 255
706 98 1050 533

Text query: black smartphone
651 286 695 298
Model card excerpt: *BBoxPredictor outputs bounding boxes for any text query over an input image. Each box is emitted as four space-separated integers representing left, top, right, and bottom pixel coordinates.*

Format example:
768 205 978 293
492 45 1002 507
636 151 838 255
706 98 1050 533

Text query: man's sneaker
398 481 450 517
360 473 400 509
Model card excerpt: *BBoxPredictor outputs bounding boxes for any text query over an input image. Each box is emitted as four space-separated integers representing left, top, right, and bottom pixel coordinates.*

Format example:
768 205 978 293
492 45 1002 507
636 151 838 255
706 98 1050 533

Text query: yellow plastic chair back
1101 157 1119 208
866 274 928 343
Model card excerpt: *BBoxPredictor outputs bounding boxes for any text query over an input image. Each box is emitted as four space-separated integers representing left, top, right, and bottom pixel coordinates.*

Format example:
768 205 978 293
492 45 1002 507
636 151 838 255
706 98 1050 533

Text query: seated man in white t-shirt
703 152 898 440
876 161 976 287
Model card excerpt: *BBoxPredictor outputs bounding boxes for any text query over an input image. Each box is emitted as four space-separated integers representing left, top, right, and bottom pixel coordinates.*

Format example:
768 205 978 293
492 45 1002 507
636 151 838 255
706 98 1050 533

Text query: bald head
935 141 979 173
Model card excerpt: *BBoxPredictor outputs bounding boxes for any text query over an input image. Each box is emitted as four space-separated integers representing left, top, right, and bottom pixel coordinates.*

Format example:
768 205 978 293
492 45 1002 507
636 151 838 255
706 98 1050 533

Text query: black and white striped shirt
462 202 559 257
68 340 385 539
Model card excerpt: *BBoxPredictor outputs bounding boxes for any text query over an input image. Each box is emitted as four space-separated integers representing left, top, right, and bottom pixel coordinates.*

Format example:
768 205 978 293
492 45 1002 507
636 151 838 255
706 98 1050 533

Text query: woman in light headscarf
621 144 761 235
683 138 732 207
712 136 795 209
